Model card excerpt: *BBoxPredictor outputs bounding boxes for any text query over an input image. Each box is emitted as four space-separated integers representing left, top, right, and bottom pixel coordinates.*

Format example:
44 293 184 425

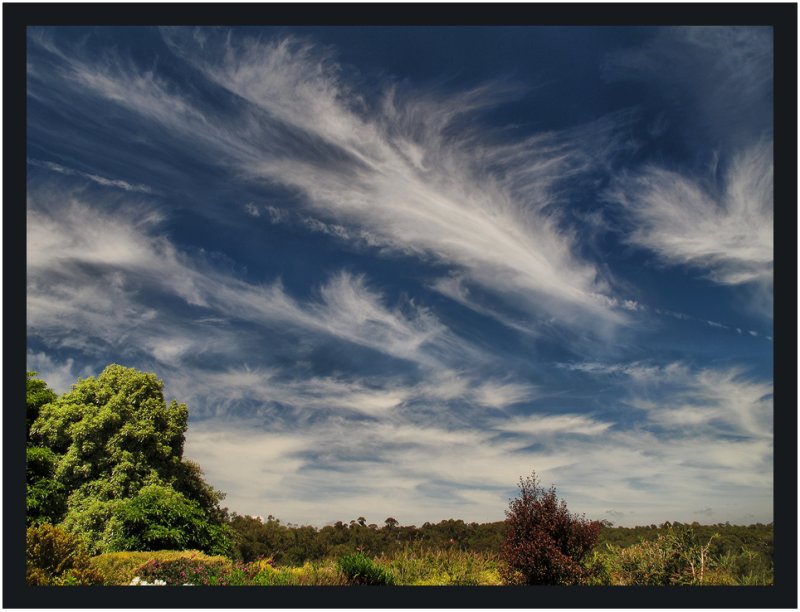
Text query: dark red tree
500 472 602 585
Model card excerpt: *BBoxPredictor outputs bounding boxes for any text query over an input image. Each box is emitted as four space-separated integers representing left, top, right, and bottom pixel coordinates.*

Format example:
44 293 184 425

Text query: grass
376 544 503 586
88 538 771 586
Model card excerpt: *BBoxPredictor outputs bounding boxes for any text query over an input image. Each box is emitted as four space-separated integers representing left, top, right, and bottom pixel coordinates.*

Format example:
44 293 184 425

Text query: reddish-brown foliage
500 472 602 585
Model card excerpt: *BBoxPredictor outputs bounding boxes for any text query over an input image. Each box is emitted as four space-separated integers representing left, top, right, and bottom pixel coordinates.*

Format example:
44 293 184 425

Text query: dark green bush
337 552 396 585
26 523 104 585
107 484 233 556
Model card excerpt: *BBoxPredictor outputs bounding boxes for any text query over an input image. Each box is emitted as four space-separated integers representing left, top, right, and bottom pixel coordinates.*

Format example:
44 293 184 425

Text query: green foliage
337 552 396 585
30 364 187 494
27 372 57 439
379 544 502 585
105 485 234 556
712 547 773 585
26 523 104 586
605 525 726 585
227 512 507 564
27 365 231 556
134 554 234 585
89 549 227 585
26 446 67 525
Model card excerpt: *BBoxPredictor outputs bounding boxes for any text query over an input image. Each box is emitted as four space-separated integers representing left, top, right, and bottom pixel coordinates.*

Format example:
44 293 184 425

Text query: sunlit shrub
337 552 396 585
134 554 233 585
89 549 229 585
287 561 349 586
610 525 719 585
26 523 104 585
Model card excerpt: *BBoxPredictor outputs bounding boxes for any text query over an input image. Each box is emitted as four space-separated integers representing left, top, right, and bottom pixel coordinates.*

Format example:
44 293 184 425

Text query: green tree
106 484 233 556
28 364 230 555
26 373 65 525
26 446 67 525
27 371 57 439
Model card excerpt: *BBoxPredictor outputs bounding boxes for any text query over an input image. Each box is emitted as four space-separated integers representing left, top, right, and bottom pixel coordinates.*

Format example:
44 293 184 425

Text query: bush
610 525 720 585
134 554 234 585
337 552 396 585
89 550 229 585
106 484 233 556
26 523 104 585
500 472 602 585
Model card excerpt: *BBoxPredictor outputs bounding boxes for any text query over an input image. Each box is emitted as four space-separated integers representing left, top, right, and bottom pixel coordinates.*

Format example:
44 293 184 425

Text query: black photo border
4 2 796 608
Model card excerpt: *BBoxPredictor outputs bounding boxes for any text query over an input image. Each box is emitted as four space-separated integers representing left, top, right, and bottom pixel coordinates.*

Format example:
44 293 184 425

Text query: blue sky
26 26 773 527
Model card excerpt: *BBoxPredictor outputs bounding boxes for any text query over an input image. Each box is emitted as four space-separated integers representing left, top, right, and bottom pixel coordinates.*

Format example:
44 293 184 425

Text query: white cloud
26 189 451 369
32 29 637 336
562 360 773 440
607 141 773 289
27 186 537 424
495 414 612 437
25 351 94 395
28 158 155 194
25 28 774 529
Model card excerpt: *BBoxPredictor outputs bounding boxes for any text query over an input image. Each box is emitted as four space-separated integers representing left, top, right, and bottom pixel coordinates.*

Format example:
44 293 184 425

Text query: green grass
87 538 770 586
376 544 503 586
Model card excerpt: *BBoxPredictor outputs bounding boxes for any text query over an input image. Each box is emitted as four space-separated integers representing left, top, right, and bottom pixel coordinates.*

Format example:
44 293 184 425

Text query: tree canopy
26 364 232 555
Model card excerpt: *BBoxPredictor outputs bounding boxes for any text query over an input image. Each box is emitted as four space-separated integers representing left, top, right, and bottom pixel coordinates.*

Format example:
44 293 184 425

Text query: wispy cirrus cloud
560 360 773 440
29 28 639 337
603 26 772 147
180 360 772 526
606 141 773 290
27 158 155 194
27 186 539 416
603 26 773 318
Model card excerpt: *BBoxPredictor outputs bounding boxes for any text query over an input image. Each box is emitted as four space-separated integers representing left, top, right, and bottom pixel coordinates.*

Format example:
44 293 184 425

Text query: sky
26 26 774 528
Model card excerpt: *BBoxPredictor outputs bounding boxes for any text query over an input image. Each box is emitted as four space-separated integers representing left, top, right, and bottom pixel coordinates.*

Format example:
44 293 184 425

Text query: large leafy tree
26 371 57 439
28 364 231 555
26 373 65 526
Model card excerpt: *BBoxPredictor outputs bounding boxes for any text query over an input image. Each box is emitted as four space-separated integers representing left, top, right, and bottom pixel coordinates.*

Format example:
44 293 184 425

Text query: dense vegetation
26 366 232 556
25 366 773 586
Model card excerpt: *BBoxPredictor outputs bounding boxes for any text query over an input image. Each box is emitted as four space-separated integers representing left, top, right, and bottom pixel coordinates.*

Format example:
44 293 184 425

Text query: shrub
26 445 67 526
26 523 104 585
500 472 602 585
609 525 720 585
106 484 233 556
134 554 233 585
89 550 229 585
337 552 396 585
284 561 349 586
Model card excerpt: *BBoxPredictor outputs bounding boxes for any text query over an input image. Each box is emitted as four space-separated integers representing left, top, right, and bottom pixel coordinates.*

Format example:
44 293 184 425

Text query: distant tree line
224 511 773 570
226 514 508 564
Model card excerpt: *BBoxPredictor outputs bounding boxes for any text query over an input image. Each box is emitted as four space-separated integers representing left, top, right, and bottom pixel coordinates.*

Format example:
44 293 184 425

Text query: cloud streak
27 158 155 194
30 28 639 336
607 142 773 289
